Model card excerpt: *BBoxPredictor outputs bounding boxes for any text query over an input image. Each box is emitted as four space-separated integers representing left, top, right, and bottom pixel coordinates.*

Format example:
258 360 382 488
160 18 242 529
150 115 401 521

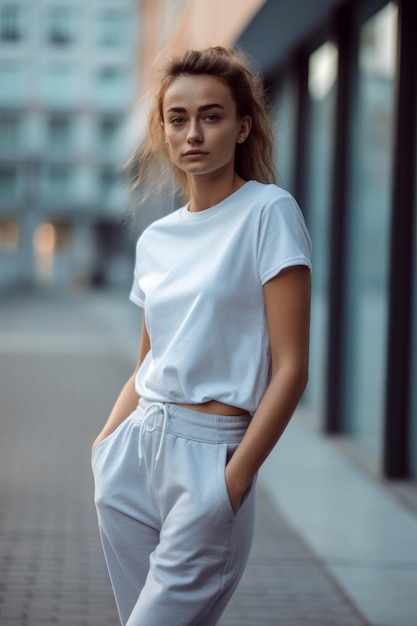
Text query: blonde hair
128 46 276 202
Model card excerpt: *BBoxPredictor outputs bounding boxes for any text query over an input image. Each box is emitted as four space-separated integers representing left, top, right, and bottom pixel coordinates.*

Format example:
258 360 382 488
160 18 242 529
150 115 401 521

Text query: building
0 0 140 289
137 0 417 489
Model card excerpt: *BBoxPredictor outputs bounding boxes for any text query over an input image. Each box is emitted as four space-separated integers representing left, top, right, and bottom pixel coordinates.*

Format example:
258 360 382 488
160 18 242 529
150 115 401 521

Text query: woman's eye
205 114 219 122
170 117 184 125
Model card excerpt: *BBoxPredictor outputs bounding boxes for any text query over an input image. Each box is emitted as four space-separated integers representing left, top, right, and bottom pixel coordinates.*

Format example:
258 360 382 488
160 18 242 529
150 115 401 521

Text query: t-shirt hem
129 291 144 308
261 256 312 285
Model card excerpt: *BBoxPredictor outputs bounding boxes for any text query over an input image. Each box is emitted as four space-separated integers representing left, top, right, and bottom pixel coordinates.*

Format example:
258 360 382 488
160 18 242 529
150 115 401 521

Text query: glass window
0 164 18 197
53 221 72 253
47 7 75 46
0 220 19 252
0 113 20 146
304 42 338 424
47 116 71 147
43 65 77 104
33 222 56 285
97 12 127 46
273 74 297 194
98 118 119 147
344 3 398 464
99 167 119 196
0 64 25 101
46 165 71 198
0 6 22 41
95 67 127 106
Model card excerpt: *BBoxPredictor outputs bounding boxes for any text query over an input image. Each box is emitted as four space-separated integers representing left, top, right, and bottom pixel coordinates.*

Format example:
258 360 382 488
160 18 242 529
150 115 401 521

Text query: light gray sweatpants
91 399 256 626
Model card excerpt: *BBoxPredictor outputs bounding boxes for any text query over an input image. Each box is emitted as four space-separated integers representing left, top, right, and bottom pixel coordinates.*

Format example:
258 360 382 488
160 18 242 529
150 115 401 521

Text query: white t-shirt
130 180 312 414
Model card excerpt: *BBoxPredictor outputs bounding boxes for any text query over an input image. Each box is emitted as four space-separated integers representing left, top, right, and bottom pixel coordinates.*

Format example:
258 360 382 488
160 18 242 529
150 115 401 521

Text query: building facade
240 0 417 486
0 0 140 289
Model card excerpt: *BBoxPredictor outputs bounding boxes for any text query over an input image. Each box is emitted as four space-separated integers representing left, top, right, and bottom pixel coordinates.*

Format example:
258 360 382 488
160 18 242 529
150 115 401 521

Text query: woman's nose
187 120 203 143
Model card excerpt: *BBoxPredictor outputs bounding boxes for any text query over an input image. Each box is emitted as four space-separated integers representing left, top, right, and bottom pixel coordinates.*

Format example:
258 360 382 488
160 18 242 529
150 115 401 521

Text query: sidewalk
0 289 414 625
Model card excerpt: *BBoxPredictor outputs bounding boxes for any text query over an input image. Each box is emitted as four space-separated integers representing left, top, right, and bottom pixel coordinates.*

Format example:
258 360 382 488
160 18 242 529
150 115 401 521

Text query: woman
91 46 312 626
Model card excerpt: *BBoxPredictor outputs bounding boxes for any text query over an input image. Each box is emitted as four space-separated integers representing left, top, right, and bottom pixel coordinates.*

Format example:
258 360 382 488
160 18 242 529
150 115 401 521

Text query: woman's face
162 74 250 180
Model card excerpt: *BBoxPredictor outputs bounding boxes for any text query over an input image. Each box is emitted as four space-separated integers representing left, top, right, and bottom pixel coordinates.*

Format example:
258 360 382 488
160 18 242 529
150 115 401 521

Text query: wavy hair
127 46 276 202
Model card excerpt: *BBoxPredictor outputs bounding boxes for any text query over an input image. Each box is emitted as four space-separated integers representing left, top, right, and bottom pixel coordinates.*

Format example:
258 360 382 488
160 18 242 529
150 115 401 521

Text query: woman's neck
187 170 246 213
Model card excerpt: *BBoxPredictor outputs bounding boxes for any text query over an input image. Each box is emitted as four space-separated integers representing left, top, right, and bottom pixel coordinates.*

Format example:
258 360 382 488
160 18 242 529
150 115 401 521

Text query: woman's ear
237 116 252 143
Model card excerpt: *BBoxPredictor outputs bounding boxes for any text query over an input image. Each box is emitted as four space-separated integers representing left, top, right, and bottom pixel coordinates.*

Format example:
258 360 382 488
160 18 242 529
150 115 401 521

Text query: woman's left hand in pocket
225 464 246 515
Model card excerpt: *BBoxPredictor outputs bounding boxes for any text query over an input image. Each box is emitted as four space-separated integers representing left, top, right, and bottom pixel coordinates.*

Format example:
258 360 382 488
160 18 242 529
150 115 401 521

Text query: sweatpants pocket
216 441 257 524
216 442 240 522
91 416 130 468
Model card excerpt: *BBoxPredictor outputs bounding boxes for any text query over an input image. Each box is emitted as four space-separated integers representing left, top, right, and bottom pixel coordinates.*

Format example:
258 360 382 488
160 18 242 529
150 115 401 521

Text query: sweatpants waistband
134 398 252 444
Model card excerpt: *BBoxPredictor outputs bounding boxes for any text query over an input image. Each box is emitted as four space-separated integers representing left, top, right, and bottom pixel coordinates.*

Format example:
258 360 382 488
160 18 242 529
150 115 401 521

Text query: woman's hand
225 462 247 515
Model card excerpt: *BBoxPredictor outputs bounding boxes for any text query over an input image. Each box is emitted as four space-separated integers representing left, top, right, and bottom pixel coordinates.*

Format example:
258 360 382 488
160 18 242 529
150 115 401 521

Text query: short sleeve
257 192 312 285
129 238 145 308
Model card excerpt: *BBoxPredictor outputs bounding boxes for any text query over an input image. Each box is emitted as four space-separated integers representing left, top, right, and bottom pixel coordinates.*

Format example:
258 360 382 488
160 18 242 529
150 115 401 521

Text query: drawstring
137 402 169 467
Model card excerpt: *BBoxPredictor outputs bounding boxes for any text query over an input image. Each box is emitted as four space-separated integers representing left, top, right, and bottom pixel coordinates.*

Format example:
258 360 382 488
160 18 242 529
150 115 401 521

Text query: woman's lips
182 150 208 158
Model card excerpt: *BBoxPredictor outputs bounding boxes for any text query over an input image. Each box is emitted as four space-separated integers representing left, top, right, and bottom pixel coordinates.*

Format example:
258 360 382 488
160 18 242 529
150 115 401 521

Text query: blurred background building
1 0 416 490
0 0 140 290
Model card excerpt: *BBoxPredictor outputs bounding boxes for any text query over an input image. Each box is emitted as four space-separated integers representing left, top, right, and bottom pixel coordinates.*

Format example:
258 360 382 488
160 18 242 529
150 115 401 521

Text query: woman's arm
91 314 150 454
225 265 311 512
